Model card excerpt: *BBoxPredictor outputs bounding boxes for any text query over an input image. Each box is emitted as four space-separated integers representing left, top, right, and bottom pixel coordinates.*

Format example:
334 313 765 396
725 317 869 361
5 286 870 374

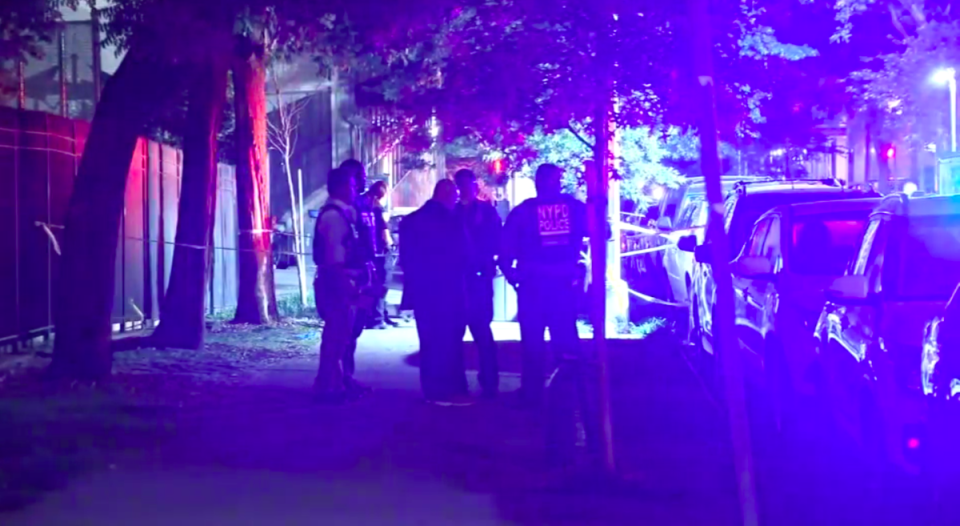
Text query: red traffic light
492 158 504 174
885 146 895 160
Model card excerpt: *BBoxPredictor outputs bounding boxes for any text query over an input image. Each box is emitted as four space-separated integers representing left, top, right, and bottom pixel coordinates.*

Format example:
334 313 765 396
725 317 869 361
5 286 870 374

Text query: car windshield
789 213 869 275
727 192 853 257
897 215 960 300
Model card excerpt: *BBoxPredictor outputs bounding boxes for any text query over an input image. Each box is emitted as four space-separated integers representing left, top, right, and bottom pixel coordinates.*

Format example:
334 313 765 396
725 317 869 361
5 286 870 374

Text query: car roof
731 180 851 196
875 193 960 217
685 176 776 193
768 197 884 218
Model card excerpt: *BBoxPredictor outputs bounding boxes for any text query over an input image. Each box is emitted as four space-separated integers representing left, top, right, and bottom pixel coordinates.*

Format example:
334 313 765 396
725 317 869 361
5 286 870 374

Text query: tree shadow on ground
0 371 176 512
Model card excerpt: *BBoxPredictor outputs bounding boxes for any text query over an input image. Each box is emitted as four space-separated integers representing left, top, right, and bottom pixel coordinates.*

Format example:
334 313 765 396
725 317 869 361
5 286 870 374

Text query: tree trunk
232 39 278 324
151 57 229 349
49 46 184 382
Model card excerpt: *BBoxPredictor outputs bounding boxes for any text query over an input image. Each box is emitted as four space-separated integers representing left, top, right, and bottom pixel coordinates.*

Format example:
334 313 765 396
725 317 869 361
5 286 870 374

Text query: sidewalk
2 323 739 526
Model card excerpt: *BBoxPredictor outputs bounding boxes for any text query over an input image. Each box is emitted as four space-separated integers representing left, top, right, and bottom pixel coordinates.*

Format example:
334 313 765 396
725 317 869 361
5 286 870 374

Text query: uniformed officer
312 168 362 404
499 163 588 407
338 158 379 395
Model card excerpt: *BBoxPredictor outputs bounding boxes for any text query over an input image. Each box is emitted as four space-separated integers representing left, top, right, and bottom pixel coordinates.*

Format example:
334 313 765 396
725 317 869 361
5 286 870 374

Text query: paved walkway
3 326 740 526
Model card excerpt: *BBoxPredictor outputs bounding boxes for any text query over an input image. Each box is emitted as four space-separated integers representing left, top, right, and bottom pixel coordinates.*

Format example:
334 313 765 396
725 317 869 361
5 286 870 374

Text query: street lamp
932 67 957 152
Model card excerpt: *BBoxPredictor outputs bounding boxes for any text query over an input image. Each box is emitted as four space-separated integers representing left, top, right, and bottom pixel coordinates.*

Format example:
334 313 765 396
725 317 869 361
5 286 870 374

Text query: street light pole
949 74 957 153
933 67 957 153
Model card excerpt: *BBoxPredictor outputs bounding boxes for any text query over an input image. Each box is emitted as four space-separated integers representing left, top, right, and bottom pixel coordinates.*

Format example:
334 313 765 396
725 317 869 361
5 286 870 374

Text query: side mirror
656 216 674 231
677 235 698 253
308 209 320 219
732 256 773 279
693 244 712 264
825 275 872 304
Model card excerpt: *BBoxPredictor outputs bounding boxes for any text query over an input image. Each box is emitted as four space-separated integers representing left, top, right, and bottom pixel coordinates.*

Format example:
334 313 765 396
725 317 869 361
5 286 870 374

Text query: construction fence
0 106 239 347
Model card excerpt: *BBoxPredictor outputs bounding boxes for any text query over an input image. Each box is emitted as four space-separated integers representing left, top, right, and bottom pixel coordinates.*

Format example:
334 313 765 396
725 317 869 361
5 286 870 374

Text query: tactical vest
354 197 378 263
313 203 363 270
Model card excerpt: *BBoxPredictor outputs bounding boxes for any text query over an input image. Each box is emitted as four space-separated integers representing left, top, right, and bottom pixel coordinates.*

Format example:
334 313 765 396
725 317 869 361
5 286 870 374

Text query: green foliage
849 20 960 146
517 125 699 200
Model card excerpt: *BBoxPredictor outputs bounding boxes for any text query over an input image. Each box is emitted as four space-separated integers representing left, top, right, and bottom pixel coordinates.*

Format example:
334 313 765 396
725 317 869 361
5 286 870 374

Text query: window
789 212 869 276
745 219 771 258
852 218 887 294
853 219 882 276
762 217 782 270
895 215 960 300
676 196 706 229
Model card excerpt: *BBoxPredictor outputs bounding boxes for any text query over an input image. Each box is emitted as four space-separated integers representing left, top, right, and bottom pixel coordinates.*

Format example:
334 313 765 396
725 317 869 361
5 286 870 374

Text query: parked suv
816 193 960 474
682 179 876 356
729 198 879 430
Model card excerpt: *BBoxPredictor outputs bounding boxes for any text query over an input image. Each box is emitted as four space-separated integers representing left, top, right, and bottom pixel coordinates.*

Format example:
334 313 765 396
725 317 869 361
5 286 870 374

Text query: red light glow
907 437 920 449
493 159 503 174
886 147 895 160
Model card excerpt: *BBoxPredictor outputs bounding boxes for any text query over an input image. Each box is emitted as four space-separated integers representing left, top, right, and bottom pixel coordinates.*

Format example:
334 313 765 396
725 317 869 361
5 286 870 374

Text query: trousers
467 276 498 393
314 272 357 393
517 278 580 404
415 302 468 401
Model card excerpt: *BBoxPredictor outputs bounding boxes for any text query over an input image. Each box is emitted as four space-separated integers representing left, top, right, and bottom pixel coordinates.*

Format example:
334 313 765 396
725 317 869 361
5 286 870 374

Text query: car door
744 216 782 363
734 218 772 355
824 216 888 431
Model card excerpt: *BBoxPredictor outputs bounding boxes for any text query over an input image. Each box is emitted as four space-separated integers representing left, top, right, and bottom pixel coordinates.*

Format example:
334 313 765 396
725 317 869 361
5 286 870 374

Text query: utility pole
688 0 760 524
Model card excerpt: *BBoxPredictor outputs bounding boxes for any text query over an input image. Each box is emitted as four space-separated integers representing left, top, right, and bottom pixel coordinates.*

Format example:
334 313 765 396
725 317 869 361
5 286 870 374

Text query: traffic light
884 145 895 160
492 158 504 174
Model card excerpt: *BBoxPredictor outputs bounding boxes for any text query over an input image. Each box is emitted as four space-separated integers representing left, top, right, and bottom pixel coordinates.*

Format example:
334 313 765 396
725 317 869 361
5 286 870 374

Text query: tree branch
566 124 595 151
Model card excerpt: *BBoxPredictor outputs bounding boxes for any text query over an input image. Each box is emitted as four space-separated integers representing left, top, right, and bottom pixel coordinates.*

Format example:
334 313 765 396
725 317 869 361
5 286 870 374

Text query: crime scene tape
627 288 687 308
34 221 318 257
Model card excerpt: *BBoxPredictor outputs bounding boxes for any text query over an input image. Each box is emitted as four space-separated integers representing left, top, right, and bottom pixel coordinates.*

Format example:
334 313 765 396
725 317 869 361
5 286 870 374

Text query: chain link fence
0 106 239 349
3 20 105 122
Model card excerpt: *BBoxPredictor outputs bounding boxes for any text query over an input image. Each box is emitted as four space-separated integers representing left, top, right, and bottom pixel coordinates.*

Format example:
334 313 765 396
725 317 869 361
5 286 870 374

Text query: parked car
681 179 877 356
273 226 299 269
661 178 774 307
815 193 960 475
727 197 880 431
922 282 960 520
624 176 774 310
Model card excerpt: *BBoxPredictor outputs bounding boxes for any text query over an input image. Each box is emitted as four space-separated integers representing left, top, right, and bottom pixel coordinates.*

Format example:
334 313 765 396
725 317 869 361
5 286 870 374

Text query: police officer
312 168 361 404
499 163 588 407
339 159 378 395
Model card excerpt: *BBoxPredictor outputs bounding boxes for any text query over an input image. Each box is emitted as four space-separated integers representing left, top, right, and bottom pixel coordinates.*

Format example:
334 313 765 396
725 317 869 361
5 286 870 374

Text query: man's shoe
384 318 400 327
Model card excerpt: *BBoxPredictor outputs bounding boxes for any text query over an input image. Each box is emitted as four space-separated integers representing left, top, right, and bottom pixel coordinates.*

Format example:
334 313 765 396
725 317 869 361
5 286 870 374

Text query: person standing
364 180 398 329
312 168 361 404
499 164 588 407
400 179 472 406
338 159 377 395
454 169 502 398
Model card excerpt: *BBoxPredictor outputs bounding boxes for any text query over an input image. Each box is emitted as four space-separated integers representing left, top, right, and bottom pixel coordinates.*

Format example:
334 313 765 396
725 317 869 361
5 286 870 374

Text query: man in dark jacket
454 169 502 398
499 163 588 407
339 159 378 395
400 179 472 406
